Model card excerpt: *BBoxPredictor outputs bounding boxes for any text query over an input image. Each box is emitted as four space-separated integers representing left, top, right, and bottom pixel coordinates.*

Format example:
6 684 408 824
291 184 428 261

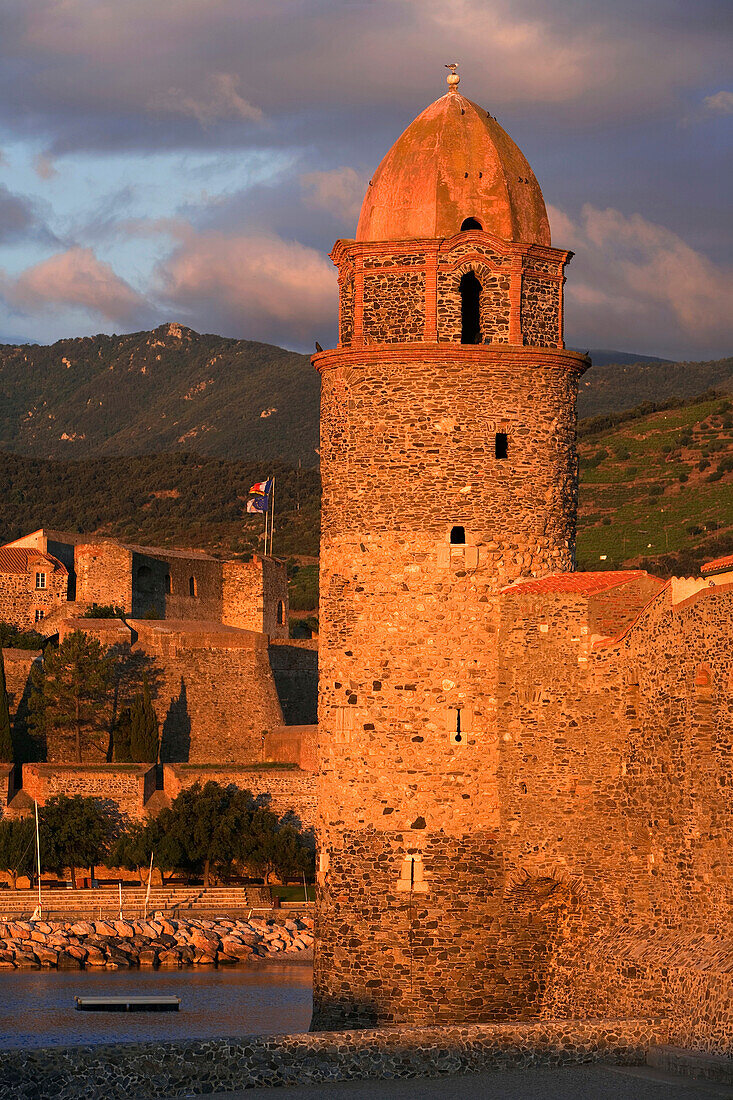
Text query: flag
246 496 268 514
249 479 272 495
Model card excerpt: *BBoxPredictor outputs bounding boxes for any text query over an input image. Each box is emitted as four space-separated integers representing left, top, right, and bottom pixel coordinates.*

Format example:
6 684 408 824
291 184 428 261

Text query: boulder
34 947 60 967
113 921 135 938
93 921 117 937
57 951 82 970
138 948 159 968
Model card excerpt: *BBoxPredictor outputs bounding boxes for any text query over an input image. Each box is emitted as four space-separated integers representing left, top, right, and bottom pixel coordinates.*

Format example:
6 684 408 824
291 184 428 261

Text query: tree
111 815 184 884
0 818 36 888
113 705 133 762
129 673 159 762
241 812 315 884
39 794 116 888
0 650 13 763
29 631 115 763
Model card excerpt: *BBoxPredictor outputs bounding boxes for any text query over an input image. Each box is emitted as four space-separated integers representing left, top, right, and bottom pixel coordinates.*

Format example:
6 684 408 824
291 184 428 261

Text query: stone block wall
75 542 133 611
362 268 425 343
222 556 288 638
22 763 156 821
521 273 560 347
163 764 317 830
264 725 318 772
269 640 318 724
0 566 67 629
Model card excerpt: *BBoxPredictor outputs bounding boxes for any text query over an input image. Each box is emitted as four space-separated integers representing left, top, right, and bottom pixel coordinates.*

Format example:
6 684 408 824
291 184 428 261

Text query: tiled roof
701 553 733 576
0 547 67 575
501 570 651 597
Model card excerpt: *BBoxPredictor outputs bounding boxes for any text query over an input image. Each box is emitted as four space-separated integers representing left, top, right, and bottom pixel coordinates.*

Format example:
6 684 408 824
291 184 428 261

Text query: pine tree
129 673 159 762
0 650 14 764
113 705 133 762
28 630 115 763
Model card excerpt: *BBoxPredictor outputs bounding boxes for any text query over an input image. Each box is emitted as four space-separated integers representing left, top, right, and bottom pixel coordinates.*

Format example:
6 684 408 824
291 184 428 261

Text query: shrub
81 603 125 619
0 623 46 650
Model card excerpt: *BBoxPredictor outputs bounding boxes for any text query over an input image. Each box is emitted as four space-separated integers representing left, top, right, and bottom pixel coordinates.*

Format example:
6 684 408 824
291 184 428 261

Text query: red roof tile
701 553 733 576
0 547 66 575
501 570 652 597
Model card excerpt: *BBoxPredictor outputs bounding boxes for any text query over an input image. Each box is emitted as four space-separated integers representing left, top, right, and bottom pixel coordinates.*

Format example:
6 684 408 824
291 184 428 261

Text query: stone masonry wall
0 568 67 629
314 341 586 1028
22 763 155 822
222 557 288 638
521 274 560 347
163 764 317 830
362 270 425 343
75 542 133 611
495 582 733 1040
268 640 318 724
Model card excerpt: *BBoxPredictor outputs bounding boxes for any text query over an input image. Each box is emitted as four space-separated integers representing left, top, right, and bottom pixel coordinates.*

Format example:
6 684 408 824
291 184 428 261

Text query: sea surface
0 963 313 1049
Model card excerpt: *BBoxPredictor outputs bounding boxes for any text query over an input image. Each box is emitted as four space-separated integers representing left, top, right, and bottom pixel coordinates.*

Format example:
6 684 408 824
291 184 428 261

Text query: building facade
313 74 589 1028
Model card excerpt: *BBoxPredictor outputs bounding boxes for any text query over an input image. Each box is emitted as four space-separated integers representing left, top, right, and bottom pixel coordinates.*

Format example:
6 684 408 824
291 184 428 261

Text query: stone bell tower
312 70 588 1030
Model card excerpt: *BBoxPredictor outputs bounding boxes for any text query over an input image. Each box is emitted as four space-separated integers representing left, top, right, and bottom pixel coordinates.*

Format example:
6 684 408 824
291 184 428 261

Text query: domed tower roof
356 76 551 247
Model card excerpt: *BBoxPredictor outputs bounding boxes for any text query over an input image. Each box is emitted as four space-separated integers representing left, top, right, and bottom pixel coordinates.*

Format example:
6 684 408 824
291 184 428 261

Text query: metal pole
144 850 154 919
119 881 123 920
34 800 42 920
269 478 276 558
302 870 308 903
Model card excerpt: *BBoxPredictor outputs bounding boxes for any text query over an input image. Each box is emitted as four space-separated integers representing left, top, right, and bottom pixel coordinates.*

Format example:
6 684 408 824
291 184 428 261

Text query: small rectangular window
35 572 47 590
34 609 45 622
495 432 508 460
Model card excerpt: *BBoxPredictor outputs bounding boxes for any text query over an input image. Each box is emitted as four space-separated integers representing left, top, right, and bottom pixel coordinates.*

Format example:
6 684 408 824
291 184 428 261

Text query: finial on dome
445 63 460 92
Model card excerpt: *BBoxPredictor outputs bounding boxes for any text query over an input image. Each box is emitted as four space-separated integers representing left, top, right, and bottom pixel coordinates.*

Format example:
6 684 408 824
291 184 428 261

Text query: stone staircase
0 884 276 920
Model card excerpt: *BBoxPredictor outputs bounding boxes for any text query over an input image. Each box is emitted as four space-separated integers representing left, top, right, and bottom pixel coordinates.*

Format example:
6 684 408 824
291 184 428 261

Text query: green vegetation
0 623 46 650
113 673 159 763
112 781 315 886
576 394 733 575
81 603 125 619
0 818 36 888
0 324 319 464
28 631 115 763
39 794 117 889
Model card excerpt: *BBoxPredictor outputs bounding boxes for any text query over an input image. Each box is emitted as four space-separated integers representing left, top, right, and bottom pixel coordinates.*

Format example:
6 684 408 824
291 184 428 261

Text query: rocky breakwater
0 916 313 970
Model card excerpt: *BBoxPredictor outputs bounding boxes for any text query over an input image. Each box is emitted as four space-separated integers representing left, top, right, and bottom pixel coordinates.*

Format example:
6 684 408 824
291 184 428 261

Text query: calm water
0 964 313 1049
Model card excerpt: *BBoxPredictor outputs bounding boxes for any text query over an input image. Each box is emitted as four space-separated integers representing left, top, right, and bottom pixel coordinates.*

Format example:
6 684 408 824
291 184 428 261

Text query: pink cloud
2 246 146 324
549 204 733 357
300 167 366 223
156 228 337 346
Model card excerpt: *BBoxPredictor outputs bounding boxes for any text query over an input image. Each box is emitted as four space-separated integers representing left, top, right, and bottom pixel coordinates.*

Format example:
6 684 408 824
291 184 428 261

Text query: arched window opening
460 271 482 344
164 573 171 595
495 432 508 460
460 217 482 231
276 600 285 626
188 576 197 597
136 565 153 591
450 525 466 545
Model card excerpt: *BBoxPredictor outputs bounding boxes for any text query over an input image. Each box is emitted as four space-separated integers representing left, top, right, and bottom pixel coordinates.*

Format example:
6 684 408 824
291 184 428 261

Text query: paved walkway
195 1064 733 1100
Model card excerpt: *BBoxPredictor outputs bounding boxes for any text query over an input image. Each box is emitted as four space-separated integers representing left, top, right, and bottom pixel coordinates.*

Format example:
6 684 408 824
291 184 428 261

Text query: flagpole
269 478 275 558
33 799 42 920
264 496 269 557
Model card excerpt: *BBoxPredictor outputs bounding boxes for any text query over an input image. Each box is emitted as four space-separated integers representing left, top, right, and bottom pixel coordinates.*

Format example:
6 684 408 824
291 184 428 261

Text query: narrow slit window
460 271 482 345
495 432 508 460
165 573 171 595
189 576 197 597
276 600 285 626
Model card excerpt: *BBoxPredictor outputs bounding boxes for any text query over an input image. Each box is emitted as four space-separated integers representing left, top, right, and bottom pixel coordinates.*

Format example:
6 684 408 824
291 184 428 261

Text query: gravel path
195 1064 733 1099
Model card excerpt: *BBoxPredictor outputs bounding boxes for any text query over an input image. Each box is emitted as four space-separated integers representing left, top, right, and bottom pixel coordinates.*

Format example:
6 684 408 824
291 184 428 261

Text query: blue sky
0 0 730 360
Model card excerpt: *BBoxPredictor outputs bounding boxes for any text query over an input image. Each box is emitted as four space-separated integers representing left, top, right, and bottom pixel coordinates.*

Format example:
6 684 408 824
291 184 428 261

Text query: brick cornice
313 343 590 375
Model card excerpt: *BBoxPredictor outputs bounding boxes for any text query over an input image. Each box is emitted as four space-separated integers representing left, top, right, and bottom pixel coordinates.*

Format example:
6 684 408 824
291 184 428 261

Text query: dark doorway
495 432 509 460
460 217 482 230
450 526 466 545
460 272 482 344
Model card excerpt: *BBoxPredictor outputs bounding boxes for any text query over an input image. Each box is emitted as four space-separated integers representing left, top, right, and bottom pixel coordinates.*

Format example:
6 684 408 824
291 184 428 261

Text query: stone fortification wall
222 556 288 638
496 581 733 1032
22 763 155 821
75 542 132 611
0 1018 667 1100
132 548 222 621
2 647 39 723
163 764 317 830
268 640 318 724
128 621 284 765
264 725 318 772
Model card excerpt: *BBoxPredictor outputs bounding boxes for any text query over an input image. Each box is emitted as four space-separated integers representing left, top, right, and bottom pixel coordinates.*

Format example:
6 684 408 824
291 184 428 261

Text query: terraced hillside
576 393 733 575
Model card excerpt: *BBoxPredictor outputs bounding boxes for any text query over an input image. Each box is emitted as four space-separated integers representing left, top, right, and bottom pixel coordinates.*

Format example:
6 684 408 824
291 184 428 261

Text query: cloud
155 227 337 346
150 73 263 126
704 90 733 114
2 246 147 324
33 153 57 180
300 167 366 224
549 203 733 358
0 185 36 241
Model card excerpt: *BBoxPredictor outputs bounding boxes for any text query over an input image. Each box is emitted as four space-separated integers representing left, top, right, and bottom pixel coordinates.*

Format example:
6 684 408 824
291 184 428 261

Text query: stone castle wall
75 542 133 611
163 764 317 830
268 640 318 725
22 763 156 821
222 556 288 638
